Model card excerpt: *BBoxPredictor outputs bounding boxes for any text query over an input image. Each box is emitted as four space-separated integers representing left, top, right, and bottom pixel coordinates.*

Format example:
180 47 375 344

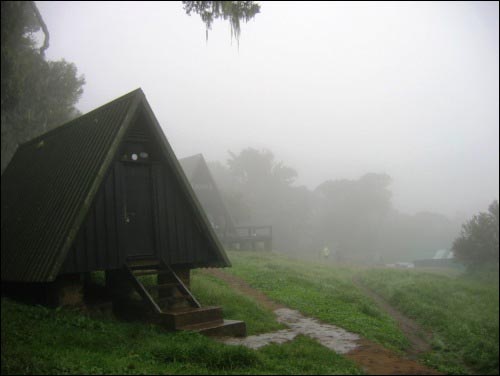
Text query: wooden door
120 162 157 259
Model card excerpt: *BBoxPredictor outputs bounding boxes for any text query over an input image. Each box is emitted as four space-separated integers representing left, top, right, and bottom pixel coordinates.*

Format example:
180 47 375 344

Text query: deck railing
218 225 272 252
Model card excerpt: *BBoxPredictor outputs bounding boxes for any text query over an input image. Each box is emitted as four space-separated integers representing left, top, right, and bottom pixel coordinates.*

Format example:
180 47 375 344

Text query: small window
139 152 149 159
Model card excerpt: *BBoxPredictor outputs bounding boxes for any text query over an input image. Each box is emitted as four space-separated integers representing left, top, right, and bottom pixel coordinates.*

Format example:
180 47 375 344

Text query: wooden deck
221 225 272 252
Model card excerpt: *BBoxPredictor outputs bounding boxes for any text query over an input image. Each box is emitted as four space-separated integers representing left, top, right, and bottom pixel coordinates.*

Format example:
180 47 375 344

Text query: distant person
321 246 330 259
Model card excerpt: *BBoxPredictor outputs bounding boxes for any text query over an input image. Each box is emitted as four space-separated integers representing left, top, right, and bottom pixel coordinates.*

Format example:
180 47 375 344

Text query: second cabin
180 153 273 252
1 89 245 337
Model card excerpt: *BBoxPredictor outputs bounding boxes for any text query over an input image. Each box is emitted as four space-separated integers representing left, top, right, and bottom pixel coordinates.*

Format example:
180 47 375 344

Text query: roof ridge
19 88 144 149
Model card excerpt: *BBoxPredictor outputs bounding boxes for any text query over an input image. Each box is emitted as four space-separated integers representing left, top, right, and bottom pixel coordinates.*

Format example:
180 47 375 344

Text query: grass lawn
224 251 499 375
224 251 410 352
359 268 499 375
2 251 497 375
1 270 362 375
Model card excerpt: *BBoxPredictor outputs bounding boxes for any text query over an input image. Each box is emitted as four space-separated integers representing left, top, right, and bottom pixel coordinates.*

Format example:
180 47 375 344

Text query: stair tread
177 319 228 331
133 269 171 277
127 259 160 268
163 306 222 315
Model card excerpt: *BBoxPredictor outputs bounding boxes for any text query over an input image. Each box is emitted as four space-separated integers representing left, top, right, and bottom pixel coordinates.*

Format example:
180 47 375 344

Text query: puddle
221 308 360 354
222 329 298 349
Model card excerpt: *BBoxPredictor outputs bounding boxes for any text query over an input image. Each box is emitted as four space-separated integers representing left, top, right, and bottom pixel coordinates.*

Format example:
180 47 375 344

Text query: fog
36 1 498 220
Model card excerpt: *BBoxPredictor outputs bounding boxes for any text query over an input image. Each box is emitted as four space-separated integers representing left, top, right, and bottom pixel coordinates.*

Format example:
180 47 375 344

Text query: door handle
125 211 136 224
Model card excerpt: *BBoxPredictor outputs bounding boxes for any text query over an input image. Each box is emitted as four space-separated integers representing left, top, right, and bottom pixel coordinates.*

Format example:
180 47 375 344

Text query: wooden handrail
124 265 162 314
164 263 201 308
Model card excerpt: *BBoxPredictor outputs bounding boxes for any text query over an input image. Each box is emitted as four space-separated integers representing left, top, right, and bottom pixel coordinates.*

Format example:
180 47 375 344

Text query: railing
220 225 272 252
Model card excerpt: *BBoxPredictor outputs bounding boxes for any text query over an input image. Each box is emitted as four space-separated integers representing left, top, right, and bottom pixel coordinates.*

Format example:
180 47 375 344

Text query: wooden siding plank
154 164 168 264
175 192 187 263
78 225 88 272
84 214 97 271
165 167 178 264
104 167 119 269
150 164 162 261
94 186 106 269
113 162 125 267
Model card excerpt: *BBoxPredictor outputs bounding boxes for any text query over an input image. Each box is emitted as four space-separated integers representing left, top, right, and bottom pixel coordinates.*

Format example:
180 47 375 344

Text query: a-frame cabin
1 89 245 336
180 154 273 252
179 154 237 241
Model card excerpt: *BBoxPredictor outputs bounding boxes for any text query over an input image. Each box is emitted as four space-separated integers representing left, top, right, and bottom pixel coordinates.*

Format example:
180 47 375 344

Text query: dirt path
351 276 433 357
202 268 442 375
203 268 285 311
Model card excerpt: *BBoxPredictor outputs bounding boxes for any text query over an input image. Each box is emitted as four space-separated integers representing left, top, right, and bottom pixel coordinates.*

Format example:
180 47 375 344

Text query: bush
453 200 499 271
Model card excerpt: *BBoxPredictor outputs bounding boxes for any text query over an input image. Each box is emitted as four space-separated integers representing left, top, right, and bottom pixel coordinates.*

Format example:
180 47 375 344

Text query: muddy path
202 268 442 375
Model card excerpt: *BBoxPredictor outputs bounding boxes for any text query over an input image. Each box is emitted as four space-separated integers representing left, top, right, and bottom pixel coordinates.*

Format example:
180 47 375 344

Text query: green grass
4 251 496 375
359 268 499 375
133 270 285 335
224 251 410 353
223 251 498 375
191 270 286 335
1 297 362 375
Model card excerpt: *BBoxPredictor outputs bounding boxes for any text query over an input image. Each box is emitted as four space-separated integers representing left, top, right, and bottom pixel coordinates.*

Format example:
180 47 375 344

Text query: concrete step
161 306 223 328
178 319 247 337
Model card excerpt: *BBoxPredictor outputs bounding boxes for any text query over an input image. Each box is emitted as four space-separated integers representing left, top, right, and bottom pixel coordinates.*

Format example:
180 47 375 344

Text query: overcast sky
36 1 499 219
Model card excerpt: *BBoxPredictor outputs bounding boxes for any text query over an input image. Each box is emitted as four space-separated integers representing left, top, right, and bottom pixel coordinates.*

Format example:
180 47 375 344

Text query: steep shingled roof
1 89 230 282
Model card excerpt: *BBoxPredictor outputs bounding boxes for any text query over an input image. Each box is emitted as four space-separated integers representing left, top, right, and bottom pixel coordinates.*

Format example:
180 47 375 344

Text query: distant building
179 154 237 240
432 249 454 259
180 154 272 252
414 249 458 268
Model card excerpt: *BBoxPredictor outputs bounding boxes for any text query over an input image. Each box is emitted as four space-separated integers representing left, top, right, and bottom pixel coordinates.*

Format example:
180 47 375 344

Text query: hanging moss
182 1 260 44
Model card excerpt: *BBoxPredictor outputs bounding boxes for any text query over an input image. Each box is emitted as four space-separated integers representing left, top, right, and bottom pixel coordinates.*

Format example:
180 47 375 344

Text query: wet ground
223 308 359 354
203 268 442 375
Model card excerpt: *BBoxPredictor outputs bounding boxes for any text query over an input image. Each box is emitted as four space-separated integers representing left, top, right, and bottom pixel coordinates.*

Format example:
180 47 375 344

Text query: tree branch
29 1 50 57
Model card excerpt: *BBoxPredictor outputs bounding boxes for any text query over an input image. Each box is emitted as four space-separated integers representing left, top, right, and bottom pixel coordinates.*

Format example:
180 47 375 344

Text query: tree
227 148 297 187
209 148 311 253
452 200 499 270
1 1 85 172
313 173 393 262
182 1 260 43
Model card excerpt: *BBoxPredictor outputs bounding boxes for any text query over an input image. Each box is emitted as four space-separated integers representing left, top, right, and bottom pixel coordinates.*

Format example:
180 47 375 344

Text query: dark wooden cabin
1 89 245 336
180 154 272 252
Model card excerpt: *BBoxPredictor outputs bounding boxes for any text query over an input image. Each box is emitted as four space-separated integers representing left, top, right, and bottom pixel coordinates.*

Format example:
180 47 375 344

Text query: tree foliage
182 1 260 42
210 150 461 263
313 173 394 261
453 200 499 270
227 148 297 187
1 1 85 172
208 148 310 253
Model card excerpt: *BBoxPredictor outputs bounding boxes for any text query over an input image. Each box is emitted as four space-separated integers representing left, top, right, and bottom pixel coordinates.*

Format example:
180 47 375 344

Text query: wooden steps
177 319 247 337
161 305 223 328
122 259 246 337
